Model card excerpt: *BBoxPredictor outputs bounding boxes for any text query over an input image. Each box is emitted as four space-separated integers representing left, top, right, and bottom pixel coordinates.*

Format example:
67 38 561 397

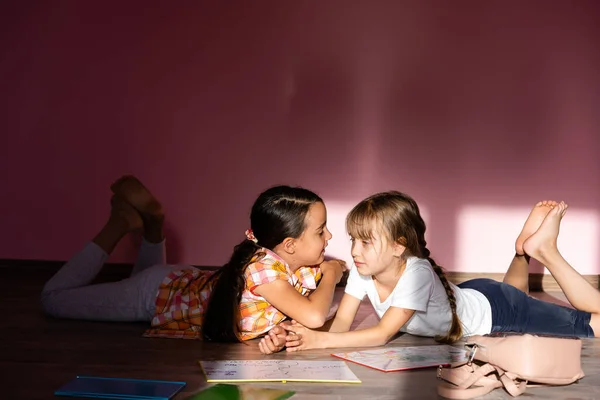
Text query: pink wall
2 1 599 273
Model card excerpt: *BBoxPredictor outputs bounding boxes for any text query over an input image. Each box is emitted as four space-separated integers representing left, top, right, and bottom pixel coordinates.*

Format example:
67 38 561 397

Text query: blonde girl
283 191 598 351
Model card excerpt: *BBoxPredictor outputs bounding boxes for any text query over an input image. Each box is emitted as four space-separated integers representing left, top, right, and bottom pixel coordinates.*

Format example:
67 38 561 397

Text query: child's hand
258 322 290 355
282 320 322 352
319 259 347 284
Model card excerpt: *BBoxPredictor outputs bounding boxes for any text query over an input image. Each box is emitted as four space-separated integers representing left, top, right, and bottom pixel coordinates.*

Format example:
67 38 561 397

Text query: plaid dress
143 249 321 340
240 249 321 340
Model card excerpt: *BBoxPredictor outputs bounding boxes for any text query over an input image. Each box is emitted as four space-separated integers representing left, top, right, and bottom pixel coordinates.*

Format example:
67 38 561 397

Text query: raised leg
111 175 164 244
43 194 141 296
523 202 600 315
503 201 556 293
93 195 142 254
41 192 148 319
42 242 111 297
502 254 531 294
110 175 166 275
40 175 173 322
132 240 167 276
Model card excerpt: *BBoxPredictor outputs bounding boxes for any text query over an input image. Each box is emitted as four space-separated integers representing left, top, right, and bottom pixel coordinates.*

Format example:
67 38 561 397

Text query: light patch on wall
324 200 430 269
456 206 599 275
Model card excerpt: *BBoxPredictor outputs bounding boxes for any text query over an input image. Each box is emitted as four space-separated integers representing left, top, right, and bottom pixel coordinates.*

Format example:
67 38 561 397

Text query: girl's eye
362 240 371 245
318 230 324 236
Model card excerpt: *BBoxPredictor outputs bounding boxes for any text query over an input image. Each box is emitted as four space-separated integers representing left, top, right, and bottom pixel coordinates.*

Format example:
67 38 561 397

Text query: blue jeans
459 278 594 338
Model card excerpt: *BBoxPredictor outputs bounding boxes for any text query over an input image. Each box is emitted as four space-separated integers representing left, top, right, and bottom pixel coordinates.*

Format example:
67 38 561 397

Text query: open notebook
332 345 468 372
199 360 361 383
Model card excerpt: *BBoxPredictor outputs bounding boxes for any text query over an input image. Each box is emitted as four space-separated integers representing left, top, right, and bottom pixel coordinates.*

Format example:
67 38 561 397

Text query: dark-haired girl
41 176 345 351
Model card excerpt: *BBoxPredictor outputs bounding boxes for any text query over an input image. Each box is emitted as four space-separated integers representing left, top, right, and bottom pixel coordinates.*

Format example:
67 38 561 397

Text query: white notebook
199 360 361 383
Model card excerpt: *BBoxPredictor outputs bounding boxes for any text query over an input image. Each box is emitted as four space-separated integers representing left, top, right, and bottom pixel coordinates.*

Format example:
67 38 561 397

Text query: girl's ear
281 237 296 254
393 237 407 258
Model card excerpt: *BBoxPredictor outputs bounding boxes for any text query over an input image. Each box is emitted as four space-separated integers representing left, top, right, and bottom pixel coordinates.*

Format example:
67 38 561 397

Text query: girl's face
350 224 405 277
290 202 332 268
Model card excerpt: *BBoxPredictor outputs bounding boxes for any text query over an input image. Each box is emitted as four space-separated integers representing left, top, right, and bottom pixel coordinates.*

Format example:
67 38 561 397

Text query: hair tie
245 229 258 243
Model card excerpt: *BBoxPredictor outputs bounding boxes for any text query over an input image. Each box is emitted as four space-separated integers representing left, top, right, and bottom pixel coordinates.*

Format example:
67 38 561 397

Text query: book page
199 360 361 383
331 345 468 372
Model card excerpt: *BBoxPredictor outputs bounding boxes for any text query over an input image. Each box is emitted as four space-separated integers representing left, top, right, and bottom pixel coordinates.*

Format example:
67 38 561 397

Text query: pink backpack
437 333 585 398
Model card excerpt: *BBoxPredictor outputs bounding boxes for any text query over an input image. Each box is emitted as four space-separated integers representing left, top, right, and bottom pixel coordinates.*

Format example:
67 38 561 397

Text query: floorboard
2 264 599 399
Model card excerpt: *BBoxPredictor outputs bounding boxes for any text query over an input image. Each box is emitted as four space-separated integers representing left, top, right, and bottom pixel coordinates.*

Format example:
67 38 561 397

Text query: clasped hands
258 320 320 355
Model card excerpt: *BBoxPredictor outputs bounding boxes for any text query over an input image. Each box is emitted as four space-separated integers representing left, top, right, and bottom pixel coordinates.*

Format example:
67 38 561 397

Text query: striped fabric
143 249 321 341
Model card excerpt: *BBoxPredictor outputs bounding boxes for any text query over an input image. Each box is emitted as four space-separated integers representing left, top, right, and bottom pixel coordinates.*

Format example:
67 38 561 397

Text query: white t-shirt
344 257 492 338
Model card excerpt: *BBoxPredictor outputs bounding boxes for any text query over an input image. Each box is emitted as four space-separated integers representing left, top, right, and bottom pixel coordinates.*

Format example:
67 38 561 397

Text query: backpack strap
437 380 502 399
437 363 497 388
495 366 527 397
437 363 527 399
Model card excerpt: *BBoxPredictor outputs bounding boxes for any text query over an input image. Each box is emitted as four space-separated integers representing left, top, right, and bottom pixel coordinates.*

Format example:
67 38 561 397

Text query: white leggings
40 240 188 322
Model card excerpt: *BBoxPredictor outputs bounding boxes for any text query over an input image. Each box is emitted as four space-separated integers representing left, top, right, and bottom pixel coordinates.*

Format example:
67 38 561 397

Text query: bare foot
522 201 568 263
110 175 164 222
92 195 143 254
110 194 143 232
515 200 557 255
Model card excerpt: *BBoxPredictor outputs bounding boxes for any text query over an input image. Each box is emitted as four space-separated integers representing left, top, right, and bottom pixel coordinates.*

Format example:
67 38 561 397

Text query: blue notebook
55 376 186 400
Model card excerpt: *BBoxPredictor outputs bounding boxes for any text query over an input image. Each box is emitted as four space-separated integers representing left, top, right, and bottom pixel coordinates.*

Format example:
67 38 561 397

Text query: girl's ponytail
421 246 463 344
202 239 263 342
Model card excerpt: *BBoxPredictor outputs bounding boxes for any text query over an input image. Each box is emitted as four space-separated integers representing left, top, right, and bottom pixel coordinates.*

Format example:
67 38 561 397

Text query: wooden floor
3 263 600 400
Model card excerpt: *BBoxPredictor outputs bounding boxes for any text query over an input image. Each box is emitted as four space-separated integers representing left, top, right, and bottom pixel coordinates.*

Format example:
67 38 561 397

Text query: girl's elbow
378 329 397 345
300 314 326 329
381 334 393 345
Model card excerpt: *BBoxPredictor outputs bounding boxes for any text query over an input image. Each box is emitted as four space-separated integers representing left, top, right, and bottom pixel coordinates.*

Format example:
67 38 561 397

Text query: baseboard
2 259 597 292
446 272 600 292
